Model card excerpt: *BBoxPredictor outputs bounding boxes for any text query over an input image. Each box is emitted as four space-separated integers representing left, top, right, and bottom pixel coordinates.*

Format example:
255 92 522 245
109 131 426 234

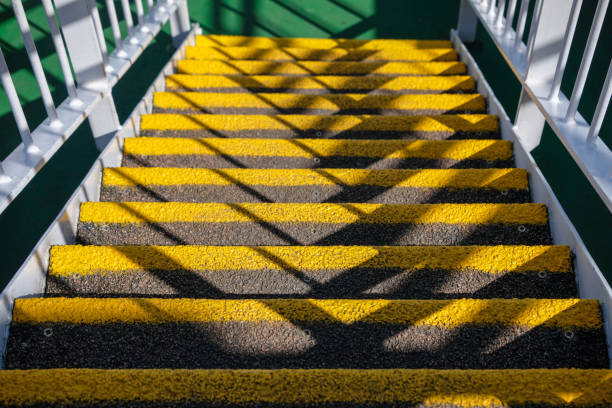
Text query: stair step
166 74 475 94
196 34 453 49
100 168 530 203
152 92 485 115
140 113 499 140
6 297 607 369
46 245 575 298
75 202 549 246
122 137 512 169
177 59 466 76
1 368 611 407
186 45 459 62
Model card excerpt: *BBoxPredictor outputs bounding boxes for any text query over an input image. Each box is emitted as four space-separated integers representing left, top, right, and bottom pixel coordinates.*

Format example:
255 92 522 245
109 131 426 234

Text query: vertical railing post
169 0 191 46
513 0 574 151
457 0 479 42
53 0 120 151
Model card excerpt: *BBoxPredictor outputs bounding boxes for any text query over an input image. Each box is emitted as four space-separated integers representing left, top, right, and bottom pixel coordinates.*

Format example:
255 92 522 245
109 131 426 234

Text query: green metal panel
0 0 610 290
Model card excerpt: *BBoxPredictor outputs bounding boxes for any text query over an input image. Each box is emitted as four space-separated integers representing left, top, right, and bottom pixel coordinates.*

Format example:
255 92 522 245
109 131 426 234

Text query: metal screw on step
564 330 575 340
43 328 53 337
538 271 547 279
501 190 509 196
517 225 526 233
316 131 322 137
311 228 317 235
303 275 311 282
304 329 312 337
313 157 321 164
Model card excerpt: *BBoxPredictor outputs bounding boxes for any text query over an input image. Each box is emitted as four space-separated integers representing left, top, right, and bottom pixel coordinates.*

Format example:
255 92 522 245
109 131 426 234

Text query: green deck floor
0 0 610 289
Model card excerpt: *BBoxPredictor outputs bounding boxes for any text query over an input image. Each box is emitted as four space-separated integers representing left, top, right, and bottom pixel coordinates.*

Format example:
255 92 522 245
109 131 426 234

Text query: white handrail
457 0 612 213
0 0 191 214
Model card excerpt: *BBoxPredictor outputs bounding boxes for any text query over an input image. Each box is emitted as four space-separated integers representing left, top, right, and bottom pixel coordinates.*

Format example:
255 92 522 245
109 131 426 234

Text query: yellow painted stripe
186 45 458 62
49 245 571 276
124 138 512 161
153 92 486 112
140 113 499 133
12 298 600 328
103 168 528 190
1 369 611 407
177 60 466 75
78 202 547 225
166 74 476 92
196 34 452 49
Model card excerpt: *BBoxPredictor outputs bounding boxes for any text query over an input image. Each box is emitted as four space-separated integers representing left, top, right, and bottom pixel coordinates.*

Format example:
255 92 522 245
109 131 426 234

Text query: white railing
457 0 612 213
0 0 191 214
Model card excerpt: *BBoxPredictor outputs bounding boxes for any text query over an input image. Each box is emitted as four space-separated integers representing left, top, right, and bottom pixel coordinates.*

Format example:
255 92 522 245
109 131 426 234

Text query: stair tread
49 245 571 275
1 368 611 407
165 74 475 93
139 113 499 140
12 297 601 326
186 45 458 62
152 92 486 114
46 244 575 299
177 59 466 76
102 168 528 189
196 34 453 50
78 202 547 225
123 137 511 160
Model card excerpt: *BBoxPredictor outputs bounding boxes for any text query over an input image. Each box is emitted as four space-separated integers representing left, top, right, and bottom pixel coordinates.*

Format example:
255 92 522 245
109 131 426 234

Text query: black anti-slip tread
100 185 531 204
6 322 607 370
122 155 514 170
45 268 577 299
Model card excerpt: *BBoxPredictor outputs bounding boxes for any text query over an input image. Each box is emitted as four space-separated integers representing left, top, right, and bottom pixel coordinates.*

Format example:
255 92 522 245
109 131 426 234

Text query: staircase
1 34 611 406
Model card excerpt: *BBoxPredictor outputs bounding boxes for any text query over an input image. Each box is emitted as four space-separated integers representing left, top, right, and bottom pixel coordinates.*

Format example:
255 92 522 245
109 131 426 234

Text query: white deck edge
0 25 200 368
451 29 612 366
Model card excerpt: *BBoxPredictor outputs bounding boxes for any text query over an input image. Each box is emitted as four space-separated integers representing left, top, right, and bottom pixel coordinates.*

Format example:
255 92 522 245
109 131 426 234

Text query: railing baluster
119 0 135 37
40 0 77 100
11 0 57 123
105 0 123 51
496 0 507 26
525 0 542 61
504 0 518 36
586 58 612 144
488 0 496 15
134 0 145 26
565 0 609 122
549 0 583 101
87 0 109 66
0 161 8 182
0 47 34 148
147 0 154 9
514 0 530 48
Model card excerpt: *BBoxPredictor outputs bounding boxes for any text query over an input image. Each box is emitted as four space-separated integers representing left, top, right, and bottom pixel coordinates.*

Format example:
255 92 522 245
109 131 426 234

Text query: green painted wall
0 0 610 290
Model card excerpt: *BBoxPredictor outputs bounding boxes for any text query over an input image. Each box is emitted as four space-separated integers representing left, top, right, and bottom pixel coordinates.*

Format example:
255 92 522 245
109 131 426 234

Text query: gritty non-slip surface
140 128 500 139
3 368 611 408
6 322 607 369
100 185 530 204
122 155 514 170
76 222 551 246
45 267 577 299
